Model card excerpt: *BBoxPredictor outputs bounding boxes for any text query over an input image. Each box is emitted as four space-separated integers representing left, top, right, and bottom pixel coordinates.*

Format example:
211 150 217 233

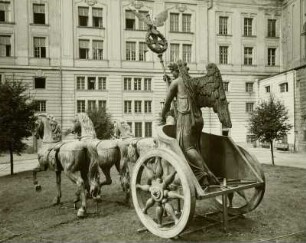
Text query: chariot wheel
213 146 265 215
131 148 196 239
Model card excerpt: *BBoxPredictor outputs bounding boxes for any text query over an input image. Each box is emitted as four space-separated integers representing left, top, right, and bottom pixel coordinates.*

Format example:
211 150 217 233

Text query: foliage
0 80 37 155
249 95 292 143
87 107 114 140
248 95 292 165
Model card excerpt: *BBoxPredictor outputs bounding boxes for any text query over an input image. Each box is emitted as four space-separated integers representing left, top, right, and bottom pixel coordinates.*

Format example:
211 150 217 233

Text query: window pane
182 44 191 63
145 122 152 137
268 19 276 37
170 44 179 62
77 100 85 113
126 10 135 30
170 13 179 32
244 18 253 36
93 40 103 60
182 14 191 32
144 78 151 91
268 48 276 66
93 8 103 28
219 46 228 64
0 35 11 57
126 42 136 60
135 122 142 137
87 77 96 90
77 77 85 90
219 16 228 35
139 11 149 30
139 42 147 61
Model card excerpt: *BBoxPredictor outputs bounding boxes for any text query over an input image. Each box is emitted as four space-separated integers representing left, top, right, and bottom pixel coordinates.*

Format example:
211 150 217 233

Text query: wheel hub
150 179 164 202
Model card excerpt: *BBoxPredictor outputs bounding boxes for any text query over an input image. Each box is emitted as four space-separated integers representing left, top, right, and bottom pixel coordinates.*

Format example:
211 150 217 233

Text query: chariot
131 124 265 239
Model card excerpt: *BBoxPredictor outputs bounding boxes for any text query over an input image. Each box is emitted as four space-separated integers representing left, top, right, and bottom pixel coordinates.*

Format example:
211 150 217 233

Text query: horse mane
77 113 97 139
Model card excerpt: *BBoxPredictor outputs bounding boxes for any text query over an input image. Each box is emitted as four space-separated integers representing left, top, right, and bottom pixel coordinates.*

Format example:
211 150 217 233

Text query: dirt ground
0 164 306 242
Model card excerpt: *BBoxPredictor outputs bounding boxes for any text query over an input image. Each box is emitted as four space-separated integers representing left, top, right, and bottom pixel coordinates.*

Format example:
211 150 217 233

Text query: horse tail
85 141 100 179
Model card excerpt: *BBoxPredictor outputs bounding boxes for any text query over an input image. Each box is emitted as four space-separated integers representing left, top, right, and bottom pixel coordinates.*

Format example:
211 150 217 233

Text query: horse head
34 113 62 143
113 120 134 139
73 113 96 140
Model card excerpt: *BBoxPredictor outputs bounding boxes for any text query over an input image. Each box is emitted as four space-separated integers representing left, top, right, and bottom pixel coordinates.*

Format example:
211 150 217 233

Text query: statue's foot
35 185 42 192
77 208 86 218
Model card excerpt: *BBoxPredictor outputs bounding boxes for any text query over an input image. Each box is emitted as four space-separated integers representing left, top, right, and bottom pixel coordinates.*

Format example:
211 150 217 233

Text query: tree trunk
270 140 275 166
9 143 14 175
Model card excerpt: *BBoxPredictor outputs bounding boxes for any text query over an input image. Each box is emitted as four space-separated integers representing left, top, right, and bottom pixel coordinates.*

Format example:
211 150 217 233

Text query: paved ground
0 145 305 177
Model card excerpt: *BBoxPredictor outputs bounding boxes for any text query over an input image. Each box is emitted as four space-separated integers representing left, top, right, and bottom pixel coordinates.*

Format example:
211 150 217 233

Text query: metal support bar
222 178 228 232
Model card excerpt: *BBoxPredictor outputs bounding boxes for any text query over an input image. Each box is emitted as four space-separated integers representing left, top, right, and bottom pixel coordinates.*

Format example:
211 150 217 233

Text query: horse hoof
52 197 60 206
35 185 42 192
77 208 86 218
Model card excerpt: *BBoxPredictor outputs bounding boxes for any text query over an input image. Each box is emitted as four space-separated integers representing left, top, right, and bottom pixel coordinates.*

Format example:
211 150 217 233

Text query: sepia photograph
0 0 305 242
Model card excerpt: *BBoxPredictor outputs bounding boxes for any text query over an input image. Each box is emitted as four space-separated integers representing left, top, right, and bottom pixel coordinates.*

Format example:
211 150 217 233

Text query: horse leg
33 164 44 192
100 167 112 187
65 170 87 218
52 171 62 205
74 189 81 210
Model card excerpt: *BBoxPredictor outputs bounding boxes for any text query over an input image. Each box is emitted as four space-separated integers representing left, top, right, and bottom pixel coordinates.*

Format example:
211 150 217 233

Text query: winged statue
177 61 232 128
130 8 168 34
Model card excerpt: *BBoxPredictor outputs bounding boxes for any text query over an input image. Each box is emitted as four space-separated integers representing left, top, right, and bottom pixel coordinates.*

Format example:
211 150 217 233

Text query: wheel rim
131 149 195 239
213 147 265 215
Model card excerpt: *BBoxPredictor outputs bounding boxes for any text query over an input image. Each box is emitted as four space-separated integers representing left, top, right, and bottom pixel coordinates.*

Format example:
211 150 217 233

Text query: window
134 100 142 113
98 100 106 110
144 78 151 91
245 82 254 93
98 77 106 90
246 102 254 113
268 48 276 66
219 46 228 64
139 42 147 61
124 101 132 113
182 44 191 63
244 18 253 36
182 14 191 32
0 2 9 22
125 10 135 30
0 36 11 57
33 4 45 24
79 39 89 59
244 47 253 65
223 81 229 92
77 77 85 90
92 40 103 60
265 86 270 93
170 13 179 32
78 7 89 27
134 78 141 91
33 37 46 58
77 100 85 113
135 122 142 137
88 100 96 111
35 100 46 112
267 19 276 37
170 44 179 62
246 134 256 144
144 101 152 113
126 42 136 60
124 78 132 90
219 16 228 35
92 8 103 28
145 122 152 137
280 82 288 93
87 77 96 90
138 11 149 30
34 77 46 89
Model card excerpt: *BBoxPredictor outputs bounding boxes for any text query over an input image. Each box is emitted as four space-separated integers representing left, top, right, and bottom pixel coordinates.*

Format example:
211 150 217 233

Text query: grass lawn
0 164 306 242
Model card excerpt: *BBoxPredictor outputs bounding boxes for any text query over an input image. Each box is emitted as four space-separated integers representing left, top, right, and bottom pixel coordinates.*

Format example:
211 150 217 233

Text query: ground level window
35 100 46 112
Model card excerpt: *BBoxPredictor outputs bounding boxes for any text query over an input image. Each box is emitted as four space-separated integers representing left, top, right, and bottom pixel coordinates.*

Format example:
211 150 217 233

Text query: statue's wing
192 64 232 128
131 9 152 26
153 9 168 27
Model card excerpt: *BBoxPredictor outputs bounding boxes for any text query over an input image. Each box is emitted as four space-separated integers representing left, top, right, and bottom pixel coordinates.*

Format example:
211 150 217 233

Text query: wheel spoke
143 163 155 183
136 184 150 192
163 171 177 189
155 157 163 179
143 197 155 214
156 204 164 226
164 202 179 224
167 191 184 200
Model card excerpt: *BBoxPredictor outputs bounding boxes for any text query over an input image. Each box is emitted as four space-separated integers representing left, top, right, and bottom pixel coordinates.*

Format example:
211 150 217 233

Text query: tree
248 95 293 165
87 107 114 139
0 80 37 175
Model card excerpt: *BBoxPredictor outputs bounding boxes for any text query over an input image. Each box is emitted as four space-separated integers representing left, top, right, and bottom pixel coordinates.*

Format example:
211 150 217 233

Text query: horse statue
32 113 100 218
65 113 124 197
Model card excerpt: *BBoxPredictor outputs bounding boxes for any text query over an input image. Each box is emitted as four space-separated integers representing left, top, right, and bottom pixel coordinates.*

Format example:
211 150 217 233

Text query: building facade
0 0 299 145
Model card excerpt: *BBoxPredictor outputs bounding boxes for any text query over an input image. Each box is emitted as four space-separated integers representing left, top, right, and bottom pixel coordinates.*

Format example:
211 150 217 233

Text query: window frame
35 100 46 112
33 37 47 58
33 3 46 25
0 35 11 57
145 122 152 137
135 122 142 137
34 77 46 89
246 102 254 113
279 82 288 93
245 82 254 93
219 16 228 35
77 100 86 113
134 100 142 113
124 100 132 114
